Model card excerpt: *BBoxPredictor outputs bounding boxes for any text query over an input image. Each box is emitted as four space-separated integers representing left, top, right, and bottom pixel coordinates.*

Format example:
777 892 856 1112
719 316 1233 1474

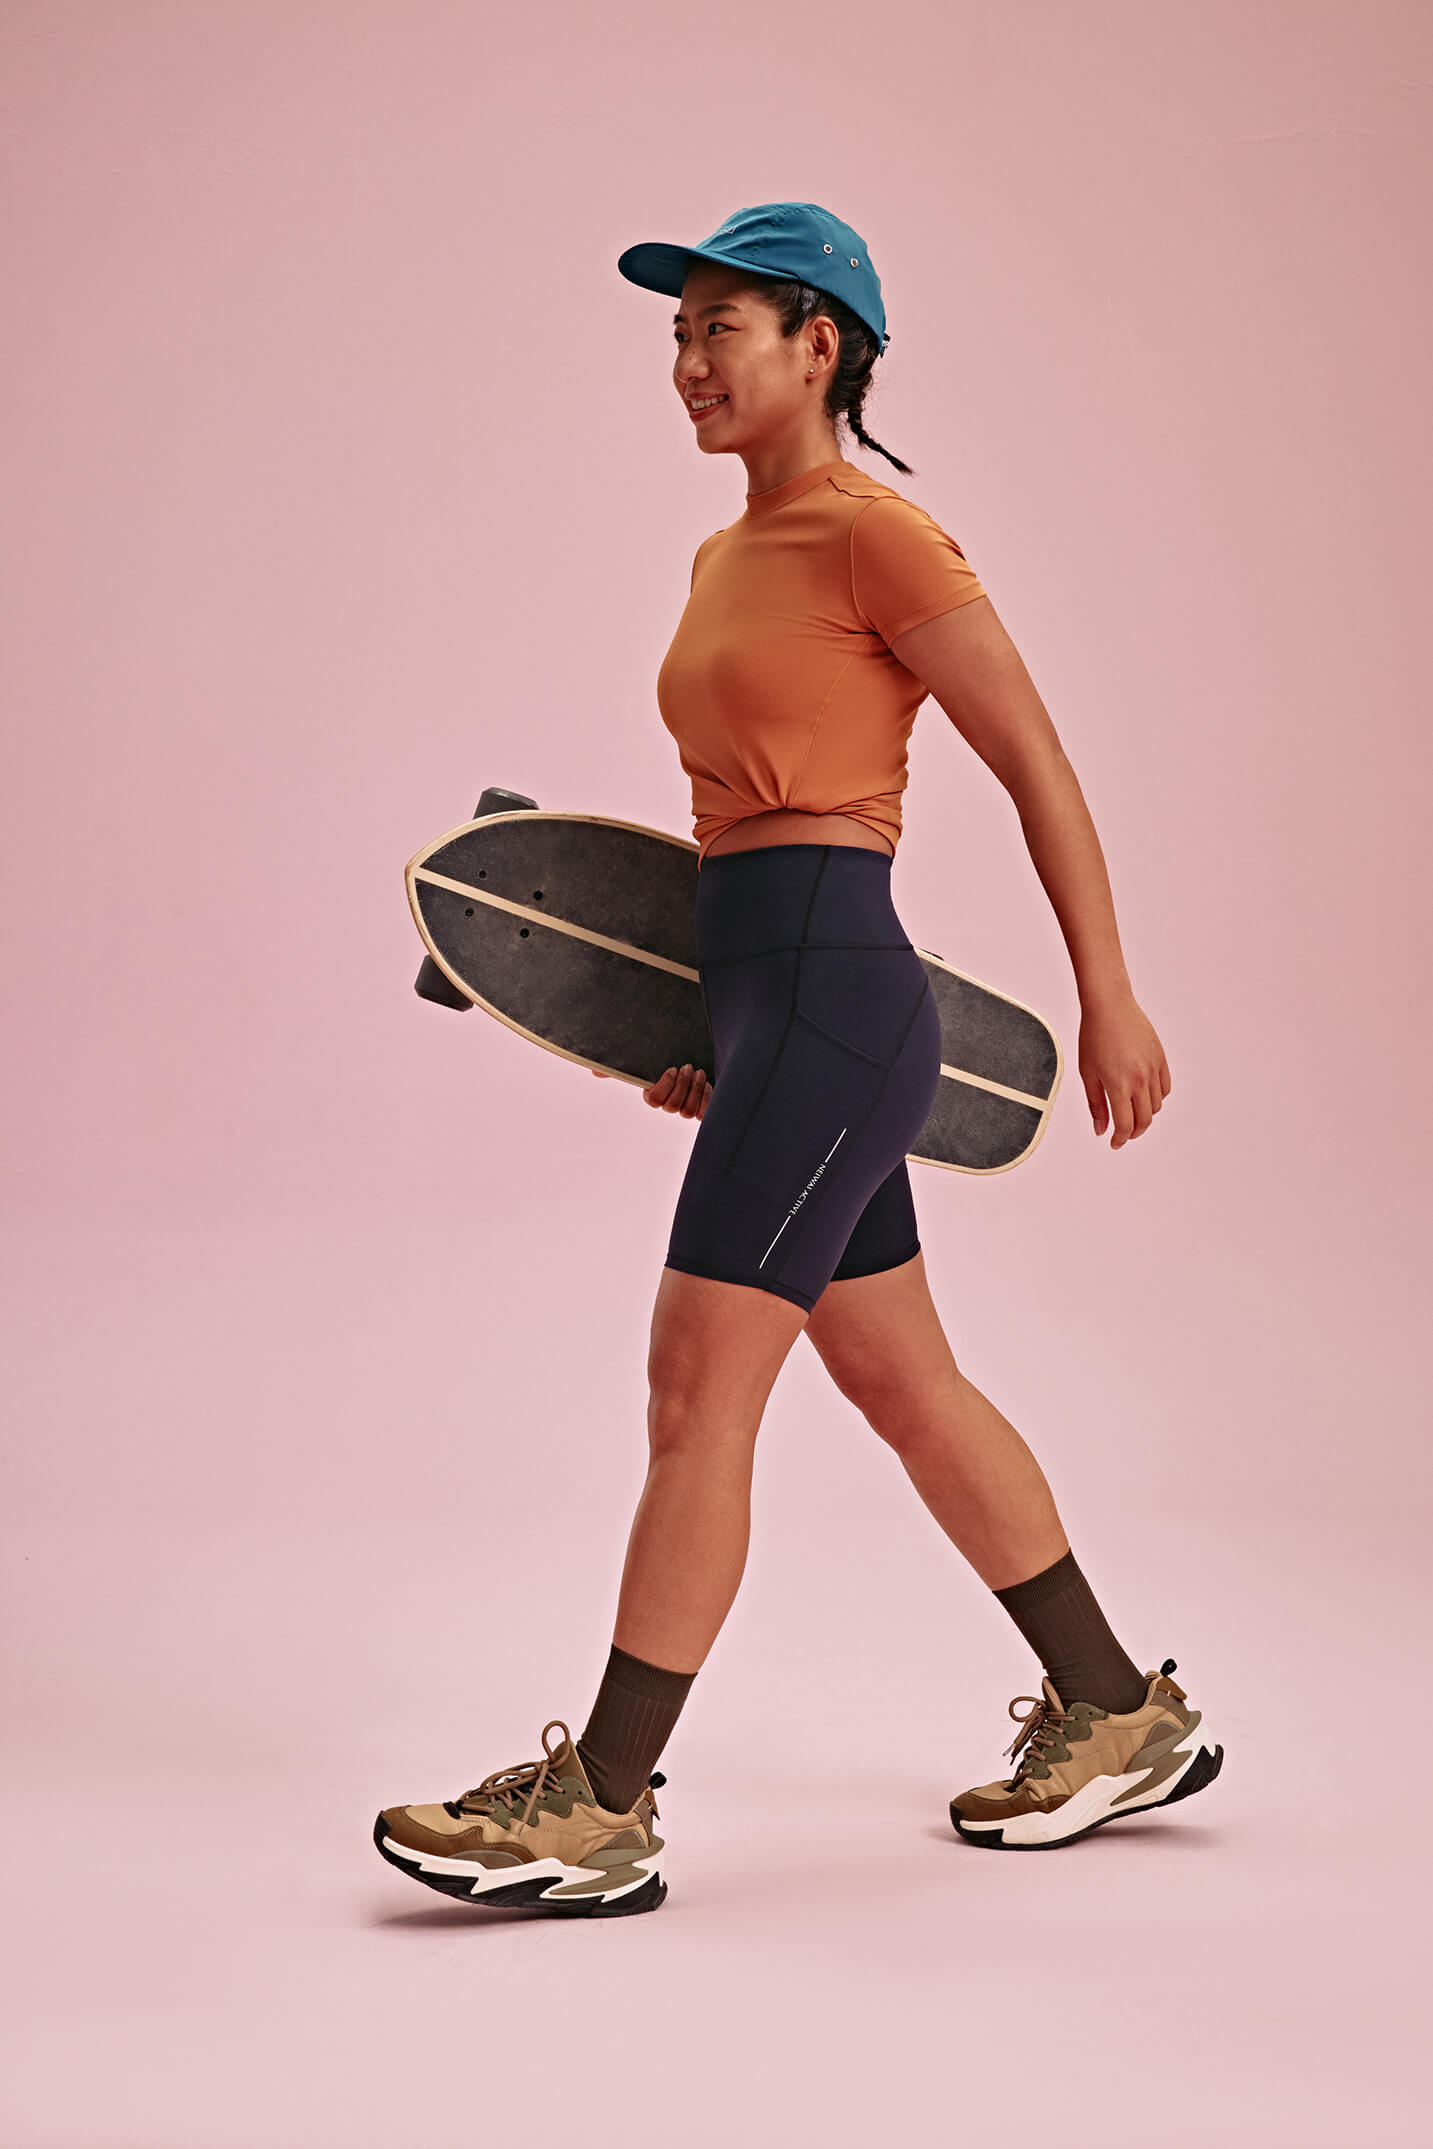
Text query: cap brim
617 240 779 299
616 241 700 297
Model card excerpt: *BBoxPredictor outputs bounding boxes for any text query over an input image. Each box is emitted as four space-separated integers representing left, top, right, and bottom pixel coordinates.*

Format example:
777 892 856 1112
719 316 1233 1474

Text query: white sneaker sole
952 1732 1224 1849
373 1815 667 1916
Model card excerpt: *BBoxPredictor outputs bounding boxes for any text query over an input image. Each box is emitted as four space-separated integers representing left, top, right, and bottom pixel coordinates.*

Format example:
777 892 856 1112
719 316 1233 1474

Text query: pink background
4 4 1428 2142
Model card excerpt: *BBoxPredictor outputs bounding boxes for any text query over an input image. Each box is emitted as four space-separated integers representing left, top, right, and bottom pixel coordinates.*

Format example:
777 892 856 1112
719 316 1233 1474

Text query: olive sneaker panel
950 1662 1223 1850
375 1717 667 1916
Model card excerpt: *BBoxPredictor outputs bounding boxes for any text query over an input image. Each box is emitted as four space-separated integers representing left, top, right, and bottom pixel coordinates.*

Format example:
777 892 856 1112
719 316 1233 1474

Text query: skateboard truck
413 786 539 1009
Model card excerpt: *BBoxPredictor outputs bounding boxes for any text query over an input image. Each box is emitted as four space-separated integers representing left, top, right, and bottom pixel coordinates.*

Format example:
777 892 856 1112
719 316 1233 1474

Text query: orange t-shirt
656 455 986 865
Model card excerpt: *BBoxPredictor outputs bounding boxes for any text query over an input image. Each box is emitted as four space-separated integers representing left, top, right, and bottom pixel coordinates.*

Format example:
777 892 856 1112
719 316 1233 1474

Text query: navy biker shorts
663 843 944 1314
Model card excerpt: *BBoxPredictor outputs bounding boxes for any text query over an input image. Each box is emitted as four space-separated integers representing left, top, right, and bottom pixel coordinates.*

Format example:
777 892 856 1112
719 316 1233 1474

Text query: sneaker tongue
1040 1673 1067 1711
547 1730 597 1800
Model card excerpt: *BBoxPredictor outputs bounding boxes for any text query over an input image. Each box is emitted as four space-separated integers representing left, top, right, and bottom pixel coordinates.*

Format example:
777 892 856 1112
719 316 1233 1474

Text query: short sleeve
850 496 986 644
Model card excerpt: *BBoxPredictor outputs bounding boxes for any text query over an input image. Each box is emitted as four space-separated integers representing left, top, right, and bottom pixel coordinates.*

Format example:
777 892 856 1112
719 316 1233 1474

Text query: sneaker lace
442 1717 576 1828
1001 1693 1070 1786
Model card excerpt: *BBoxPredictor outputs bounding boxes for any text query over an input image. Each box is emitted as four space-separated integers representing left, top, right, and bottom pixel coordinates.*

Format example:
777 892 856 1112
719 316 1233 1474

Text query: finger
680 1070 711 1118
1129 1080 1154 1137
664 1062 697 1111
644 1066 678 1106
1084 1076 1108 1136
1110 1088 1135 1148
653 1064 689 1110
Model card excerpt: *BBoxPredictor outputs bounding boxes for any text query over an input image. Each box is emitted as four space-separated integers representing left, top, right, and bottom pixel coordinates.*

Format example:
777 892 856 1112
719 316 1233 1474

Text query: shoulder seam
848 496 888 631
827 469 899 501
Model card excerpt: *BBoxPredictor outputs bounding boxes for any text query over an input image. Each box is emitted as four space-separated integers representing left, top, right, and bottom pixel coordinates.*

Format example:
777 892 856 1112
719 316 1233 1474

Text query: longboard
406 789 1063 1174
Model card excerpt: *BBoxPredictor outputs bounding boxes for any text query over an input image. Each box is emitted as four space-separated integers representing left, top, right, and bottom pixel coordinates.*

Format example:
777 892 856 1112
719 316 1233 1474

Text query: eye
672 323 731 344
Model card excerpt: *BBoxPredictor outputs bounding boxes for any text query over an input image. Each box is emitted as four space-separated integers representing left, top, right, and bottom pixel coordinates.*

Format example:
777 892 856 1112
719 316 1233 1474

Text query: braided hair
748 274 913 477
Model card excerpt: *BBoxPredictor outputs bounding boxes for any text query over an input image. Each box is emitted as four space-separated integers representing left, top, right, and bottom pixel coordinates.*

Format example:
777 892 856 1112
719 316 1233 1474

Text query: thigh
647 1263 809 1424
803 1245 961 1413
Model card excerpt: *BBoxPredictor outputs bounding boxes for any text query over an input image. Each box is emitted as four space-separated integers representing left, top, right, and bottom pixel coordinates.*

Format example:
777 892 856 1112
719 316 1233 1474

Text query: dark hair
747 274 913 476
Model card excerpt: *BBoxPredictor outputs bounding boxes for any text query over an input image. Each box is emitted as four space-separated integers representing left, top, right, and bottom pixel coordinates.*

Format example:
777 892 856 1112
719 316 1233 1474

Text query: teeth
690 395 727 410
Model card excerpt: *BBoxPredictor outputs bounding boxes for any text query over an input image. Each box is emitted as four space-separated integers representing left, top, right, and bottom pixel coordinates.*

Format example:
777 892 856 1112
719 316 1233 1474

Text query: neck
739 432 846 497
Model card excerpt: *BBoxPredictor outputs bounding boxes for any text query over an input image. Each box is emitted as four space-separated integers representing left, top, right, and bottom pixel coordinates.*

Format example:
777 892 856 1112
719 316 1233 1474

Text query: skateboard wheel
473 785 539 819
414 953 472 1010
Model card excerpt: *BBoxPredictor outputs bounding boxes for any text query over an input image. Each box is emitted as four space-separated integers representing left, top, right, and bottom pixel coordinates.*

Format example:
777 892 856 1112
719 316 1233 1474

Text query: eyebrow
671 301 742 325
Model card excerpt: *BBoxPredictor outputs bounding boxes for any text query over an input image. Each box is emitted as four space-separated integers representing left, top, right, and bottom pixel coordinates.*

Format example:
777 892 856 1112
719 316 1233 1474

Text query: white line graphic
758 1128 848 1268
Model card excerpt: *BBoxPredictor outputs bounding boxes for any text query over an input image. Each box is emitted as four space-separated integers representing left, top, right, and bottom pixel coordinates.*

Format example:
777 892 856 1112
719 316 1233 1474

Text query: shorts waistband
694 842 910 963
699 841 893 871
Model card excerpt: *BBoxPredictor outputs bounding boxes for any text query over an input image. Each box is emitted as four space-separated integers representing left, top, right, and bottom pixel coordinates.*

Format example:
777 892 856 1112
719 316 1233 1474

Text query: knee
830 1358 961 1455
811 1347 904 1438
856 1383 922 1453
644 1344 761 1466
643 1385 758 1466
805 1330 896 1420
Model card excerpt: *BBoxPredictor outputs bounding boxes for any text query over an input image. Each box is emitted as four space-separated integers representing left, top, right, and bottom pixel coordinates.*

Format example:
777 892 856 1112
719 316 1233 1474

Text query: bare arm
890 597 1170 1148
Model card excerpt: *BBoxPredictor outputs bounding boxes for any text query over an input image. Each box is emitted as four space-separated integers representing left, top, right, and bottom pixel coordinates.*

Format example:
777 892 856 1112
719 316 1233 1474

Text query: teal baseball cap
617 200 890 353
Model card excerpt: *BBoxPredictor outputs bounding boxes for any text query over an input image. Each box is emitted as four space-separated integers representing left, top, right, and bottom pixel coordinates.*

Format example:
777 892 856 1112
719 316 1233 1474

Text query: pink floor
4 1230 1423 2146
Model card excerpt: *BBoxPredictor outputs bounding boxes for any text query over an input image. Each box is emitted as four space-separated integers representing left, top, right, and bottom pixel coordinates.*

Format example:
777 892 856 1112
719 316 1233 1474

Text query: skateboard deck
406 791 1063 1174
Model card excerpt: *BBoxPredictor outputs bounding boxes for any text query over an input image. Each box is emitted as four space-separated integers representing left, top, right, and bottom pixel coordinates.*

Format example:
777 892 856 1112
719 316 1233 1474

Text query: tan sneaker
950 1659 1223 1850
374 1717 667 1916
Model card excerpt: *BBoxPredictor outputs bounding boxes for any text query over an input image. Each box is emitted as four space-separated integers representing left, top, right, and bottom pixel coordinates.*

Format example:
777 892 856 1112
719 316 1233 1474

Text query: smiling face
671 259 841 466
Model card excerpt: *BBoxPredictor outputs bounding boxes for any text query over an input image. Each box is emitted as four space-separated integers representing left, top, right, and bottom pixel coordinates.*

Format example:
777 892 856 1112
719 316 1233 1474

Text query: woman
374 201 1222 1915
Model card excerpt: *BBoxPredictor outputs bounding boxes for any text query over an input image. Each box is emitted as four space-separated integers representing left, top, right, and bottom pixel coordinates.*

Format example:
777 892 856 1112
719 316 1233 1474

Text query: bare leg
610 1266 809 1671
803 1250 1068 1589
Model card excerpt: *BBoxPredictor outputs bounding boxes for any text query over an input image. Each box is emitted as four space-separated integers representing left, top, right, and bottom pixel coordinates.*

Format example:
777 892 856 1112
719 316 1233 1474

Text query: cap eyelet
822 243 833 253
849 256 859 267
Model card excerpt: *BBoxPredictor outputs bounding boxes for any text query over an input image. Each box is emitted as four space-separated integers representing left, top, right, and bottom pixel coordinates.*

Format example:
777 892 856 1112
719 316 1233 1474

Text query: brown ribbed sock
993 1548 1148 1714
576 1643 698 1814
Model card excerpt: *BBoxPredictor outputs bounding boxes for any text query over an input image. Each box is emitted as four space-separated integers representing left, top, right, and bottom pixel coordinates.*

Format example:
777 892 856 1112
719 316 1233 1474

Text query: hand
1078 990 1170 1148
590 1062 712 1119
